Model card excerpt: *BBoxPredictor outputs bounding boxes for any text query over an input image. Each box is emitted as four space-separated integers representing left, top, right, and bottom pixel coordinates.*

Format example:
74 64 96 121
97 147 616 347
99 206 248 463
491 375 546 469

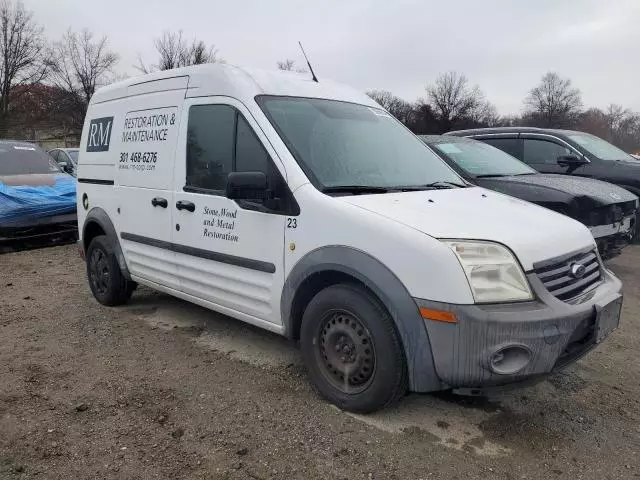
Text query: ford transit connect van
77 65 623 413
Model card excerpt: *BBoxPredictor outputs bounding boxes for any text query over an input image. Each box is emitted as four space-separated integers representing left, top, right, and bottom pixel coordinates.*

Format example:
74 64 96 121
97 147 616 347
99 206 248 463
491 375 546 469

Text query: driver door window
522 138 571 173
523 139 571 165
185 105 271 193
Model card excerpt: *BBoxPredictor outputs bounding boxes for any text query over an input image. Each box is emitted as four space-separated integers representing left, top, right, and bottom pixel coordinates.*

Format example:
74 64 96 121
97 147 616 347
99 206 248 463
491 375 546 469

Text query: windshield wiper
476 173 536 178
321 185 390 195
394 181 467 190
424 181 467 188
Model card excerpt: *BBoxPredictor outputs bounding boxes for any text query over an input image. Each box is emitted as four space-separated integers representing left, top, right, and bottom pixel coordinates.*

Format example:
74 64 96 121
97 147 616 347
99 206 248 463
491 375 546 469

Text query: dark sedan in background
48 148 79 177
447 127 640 198
0 141 77 250
421 135 638 259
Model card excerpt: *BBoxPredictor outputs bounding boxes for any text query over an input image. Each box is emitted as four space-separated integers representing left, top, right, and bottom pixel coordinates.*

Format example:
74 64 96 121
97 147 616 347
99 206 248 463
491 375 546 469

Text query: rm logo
86 117 114 152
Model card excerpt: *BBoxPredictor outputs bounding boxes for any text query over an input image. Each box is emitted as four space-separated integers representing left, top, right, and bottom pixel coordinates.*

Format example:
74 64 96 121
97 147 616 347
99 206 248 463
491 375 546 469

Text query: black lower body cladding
415 269 622 390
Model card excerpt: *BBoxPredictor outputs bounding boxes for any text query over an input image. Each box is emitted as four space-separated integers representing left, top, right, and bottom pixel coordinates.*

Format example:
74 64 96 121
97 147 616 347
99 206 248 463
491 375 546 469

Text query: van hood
338 187 594 271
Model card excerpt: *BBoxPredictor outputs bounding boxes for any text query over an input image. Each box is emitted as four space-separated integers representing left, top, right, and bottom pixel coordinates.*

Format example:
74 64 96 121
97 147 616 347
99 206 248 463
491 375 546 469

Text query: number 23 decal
287 218 297 229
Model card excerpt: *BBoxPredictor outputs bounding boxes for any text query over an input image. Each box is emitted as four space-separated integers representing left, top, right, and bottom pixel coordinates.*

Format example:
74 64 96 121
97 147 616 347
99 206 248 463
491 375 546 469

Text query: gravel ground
1 244 639 480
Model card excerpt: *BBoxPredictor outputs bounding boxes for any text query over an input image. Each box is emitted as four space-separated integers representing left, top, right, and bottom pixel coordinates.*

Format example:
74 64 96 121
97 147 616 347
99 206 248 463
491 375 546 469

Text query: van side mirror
557 154 588 167
226 171 269 201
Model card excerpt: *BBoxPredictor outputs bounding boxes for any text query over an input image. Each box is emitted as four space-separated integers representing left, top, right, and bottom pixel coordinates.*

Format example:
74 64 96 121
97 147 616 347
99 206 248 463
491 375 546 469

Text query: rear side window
481 137 520 158
523 139 571 165
186 105 272 192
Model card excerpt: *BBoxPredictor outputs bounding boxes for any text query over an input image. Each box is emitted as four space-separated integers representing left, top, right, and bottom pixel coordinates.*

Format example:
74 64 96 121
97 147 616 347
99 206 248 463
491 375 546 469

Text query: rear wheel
300 283 407 413
86 235 134 306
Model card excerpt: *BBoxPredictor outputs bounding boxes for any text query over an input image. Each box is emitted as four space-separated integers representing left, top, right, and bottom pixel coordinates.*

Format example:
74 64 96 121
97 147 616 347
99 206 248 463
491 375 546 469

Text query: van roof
91 63 378 108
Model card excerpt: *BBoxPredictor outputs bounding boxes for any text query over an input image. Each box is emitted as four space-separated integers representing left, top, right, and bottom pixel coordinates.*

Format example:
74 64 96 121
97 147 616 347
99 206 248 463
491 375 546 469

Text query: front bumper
416 269 622 390
0 212 78 246
590 214 635 259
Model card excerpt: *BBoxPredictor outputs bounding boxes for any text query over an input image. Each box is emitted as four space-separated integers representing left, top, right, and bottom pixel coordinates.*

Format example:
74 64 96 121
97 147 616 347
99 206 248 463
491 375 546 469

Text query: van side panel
77 104 119 247
115 88 187 288
78 79 188 290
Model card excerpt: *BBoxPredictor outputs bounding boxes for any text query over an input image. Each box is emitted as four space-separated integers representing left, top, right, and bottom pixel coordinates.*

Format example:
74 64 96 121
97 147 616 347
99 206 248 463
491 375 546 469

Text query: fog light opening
489 346 531 375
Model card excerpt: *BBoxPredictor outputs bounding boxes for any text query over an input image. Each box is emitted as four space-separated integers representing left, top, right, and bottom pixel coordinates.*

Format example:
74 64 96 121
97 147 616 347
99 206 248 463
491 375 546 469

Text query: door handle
151 197 168 208
176 200 196 212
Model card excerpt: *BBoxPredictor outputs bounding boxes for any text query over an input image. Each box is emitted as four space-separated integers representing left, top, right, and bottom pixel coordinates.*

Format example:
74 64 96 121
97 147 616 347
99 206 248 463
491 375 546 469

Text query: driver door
171 97 289 327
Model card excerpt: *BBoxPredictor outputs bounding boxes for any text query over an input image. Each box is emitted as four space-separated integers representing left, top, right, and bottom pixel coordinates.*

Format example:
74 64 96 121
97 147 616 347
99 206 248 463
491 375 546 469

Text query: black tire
86 235 134 306
300 283 408 413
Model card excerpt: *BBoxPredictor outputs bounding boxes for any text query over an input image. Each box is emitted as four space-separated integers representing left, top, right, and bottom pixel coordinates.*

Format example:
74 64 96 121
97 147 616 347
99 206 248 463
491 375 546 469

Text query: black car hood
476 173 637 208
614 159 640 167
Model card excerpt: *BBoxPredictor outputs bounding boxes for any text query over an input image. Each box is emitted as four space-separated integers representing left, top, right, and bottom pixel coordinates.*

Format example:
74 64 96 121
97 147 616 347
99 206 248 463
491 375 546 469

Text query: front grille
534 249 602 301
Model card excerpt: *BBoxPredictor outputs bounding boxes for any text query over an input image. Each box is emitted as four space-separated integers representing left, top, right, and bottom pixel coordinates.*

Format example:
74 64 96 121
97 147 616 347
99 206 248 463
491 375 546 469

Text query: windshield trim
255 94 466 193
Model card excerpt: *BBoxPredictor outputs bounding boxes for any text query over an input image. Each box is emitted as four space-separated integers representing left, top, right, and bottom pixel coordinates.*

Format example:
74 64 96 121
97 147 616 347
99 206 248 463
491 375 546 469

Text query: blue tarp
0 175 76 224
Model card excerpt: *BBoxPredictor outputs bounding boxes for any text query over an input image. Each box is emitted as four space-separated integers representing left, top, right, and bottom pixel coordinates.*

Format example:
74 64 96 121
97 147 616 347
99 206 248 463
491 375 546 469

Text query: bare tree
0 0 46 116
605 104 632 132
471 101 501 127
426 72 485 132
189 40 216 65
47 29 119 108
277 59 295 71
137 31 218 73
276 58 307 73
367 90 415 125
524 72 582 128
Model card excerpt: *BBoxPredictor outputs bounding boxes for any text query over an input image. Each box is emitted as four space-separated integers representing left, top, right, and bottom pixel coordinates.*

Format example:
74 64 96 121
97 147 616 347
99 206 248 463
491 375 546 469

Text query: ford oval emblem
610 192 622 200
570 263 587 279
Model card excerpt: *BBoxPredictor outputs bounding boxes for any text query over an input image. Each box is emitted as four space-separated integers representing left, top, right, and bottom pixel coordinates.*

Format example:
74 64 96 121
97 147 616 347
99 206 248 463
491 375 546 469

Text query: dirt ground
1 244 640 480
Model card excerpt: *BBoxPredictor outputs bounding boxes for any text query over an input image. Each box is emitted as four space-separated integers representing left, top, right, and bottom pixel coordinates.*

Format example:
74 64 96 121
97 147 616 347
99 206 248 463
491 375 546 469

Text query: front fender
282 246 442 392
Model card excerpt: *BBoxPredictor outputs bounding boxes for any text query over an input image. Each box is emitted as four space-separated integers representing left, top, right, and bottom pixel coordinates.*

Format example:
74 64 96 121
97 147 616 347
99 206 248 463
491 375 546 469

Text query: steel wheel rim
89 248 110 296
315 309 376 394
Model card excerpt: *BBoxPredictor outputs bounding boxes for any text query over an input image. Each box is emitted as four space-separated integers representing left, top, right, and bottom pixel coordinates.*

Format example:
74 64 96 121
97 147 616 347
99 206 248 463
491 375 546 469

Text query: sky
26 0 640 115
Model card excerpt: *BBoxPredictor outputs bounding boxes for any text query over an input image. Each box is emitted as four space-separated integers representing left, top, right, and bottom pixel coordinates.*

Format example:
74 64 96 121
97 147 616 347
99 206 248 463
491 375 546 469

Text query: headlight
442 240 533 303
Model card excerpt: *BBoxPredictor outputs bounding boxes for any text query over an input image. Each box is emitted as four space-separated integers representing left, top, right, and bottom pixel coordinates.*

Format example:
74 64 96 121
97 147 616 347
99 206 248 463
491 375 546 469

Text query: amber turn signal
419 307 457 324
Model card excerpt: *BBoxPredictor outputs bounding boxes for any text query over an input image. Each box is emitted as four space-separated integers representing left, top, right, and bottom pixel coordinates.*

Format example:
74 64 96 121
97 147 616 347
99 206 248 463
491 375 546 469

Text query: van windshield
257 96 465 191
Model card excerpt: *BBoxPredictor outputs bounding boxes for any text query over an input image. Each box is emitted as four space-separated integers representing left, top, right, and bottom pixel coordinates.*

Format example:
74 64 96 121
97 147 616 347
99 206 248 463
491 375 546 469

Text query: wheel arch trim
82 207 131 280
281 245 442 392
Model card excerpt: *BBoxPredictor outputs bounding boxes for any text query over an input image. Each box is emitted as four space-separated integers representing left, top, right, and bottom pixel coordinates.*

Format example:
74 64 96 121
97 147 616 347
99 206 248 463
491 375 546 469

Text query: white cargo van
77 64 622 412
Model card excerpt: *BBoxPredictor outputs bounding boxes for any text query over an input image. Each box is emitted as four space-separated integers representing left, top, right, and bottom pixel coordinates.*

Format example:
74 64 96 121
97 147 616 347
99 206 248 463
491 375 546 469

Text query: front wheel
300 283 408 413
86 235 134 306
